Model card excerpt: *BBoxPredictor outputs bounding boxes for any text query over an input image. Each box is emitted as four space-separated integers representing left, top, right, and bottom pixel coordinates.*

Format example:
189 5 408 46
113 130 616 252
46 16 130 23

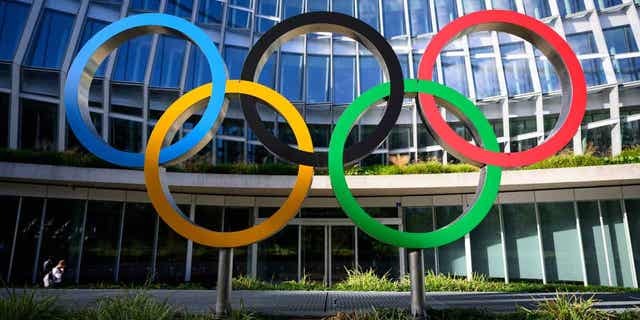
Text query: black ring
241 11 404 168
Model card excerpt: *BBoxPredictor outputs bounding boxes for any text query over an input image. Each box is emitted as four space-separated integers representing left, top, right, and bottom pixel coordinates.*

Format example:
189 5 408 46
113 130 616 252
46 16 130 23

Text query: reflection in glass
603 26 638 55
119 203 156 283
131 0 160 11
382 0 405 38
302 226 324 282
463 0 485 13
435 0 457 29
224 46 248 80
492 0 516 10
407 0 432 36
151 36 186 88
283 0 303 19
441 55 469 97
112 35 152 83
191 205 223 284
471 206 504 278
109 118 142 153
258 225 298 282
539 202 582 282
198 0 224 24
558 0 586 15
613 57 640 83
25 9 74 69
566 32 598 55
280 53 303 101
359 55 383 94
0 196 19 282
216 139 244 163
625 199 640 285
331 226 355 283
578 201 609 285
601 200 634 287
594 0 623 10
333 0 353 15
81 201 122 283
436 206 466 276
501 43 533 96
39 199 85 284
155 205 189 283
470 47 500 99
358 226 399 278
502 203 543 280
582 59 607 87
306 55 330 103
19 99 58 151
404 207 436 273
358 0 379 31
10 197 43 284
524 0 551 19
0 0 29 61
78 19 108 77
185 49 213 90
333 56 356 104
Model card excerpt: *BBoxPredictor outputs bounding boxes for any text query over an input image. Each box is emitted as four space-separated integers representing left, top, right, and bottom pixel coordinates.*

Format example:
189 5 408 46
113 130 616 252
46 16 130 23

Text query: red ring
418 10 586 168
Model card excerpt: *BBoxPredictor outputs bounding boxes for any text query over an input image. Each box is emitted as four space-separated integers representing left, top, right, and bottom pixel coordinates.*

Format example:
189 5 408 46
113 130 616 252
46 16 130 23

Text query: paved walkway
5 289 640 317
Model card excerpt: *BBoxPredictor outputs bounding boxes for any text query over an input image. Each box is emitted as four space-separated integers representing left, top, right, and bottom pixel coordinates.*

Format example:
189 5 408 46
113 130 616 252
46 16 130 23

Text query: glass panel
109 118 142 153
441 55 469 97
626 199 640 285
78 19 108 77
539 202 582 282
492 0 516 10
594 0 623 10
501 43 533 96
471 206 504 279
258 0 277 16
302 226 324 282
435 0 457 30
308 0 328 12
0 196 19 282
404 207 436 273
463 0 485 13
155 206 189 283
331 226 355 283
131 0 160 11
332 0 353 15
218 118 244 137
112 35 152 83
578 201 609 285
10 197 43 284
582 59 607 87
566 32 598 55
603 26 638 55
382 0 405 38
166 0 193 17
536 57 560 93
471 47 500 99
0 93 7 148
389 124 412 150
359 55 383 94
224 46 248 80
622 117 640 148
524 0 551 19
258 54 276 88
436 206 466 276
258 225 298 282
613 57 640 83
333 56 356 104
502 203 543 280
279 53 303 101
601 200 634 287
19 99 57 151
306 55 330 103
198 0 224 24
216 139 244 163
357 226 399 278
191 205 223 284
81 201 122 283
247 144 273 164
283 0 303 19
0 1 30 61
230 0 251 8
558 0 586 15
408 0 432 36
358 0 379 31
227 8 251 30
25 9 74 69
581 125 611 156
38 199 85 284
224 207 252 276
151 36 186 88
119 203 156 283
185 49 213 90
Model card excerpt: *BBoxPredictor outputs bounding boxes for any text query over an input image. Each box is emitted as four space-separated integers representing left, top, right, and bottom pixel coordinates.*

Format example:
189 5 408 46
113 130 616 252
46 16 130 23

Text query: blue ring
64 13 227 168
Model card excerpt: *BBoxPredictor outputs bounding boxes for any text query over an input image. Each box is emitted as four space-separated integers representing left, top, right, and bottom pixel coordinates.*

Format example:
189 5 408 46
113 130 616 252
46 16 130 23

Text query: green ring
328 79 502 249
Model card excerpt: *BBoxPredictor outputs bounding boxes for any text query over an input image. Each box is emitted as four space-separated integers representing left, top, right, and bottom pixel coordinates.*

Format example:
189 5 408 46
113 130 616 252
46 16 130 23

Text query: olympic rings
329 79 502 248
65 10 586 250
418 10 587 168
145 81 314 248
241 12 404 168
64 13 227 168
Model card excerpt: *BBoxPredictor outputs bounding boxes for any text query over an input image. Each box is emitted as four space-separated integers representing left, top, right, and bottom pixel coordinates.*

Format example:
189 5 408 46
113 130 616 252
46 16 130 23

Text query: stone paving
5 289 640 317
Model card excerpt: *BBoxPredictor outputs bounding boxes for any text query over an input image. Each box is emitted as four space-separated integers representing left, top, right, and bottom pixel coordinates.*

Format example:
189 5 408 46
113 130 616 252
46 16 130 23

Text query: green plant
333 269 401 292
0 289 64 320
323 308 412 320
523 293 613 320
89 291 175 320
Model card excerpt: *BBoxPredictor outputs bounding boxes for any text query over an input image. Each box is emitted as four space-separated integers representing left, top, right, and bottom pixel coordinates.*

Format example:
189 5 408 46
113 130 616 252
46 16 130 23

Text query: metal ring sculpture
66 11 586 249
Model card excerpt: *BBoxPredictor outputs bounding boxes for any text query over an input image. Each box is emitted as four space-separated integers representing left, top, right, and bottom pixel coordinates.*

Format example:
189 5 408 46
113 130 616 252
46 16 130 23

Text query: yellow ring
145 80 314 248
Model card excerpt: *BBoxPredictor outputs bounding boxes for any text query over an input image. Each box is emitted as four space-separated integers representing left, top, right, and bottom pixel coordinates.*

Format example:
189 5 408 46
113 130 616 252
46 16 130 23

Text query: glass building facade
0 0 639 287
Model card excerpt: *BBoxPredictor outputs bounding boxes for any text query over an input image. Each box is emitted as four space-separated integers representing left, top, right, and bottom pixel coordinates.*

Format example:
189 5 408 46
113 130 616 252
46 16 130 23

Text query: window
307 0 328 12
78 19 108 77
535 49 560 93
358 226 399 278
224 45 248 79
500 43 533 96
594 0 622 10
492 0 516 10
333 56 356 104
258 225 298 281
279 53 303 101
358 0 379 31
510 116 536 136
436 206 466 276
603 26 638 55
230 0 251 8
435 0 457 30
19 99 57 151
613 57 640 83
109 118 142 152
539 202 583 282
463 0 485 13
130 0 159 10
382 0 405 38
190 206 223 283
622 107 640 148
256 0 278 33
217 118 244 137
359 55 383 94
502 203 543 280
389 123 412 150
333 0 353 15
283 0 303 19
216 139 244 163
227 7 251 30
155 208 189 283
408 0 432 36
306 55 330 103
441 54 469 97
81 201 123 283
470 46 501 99
119 203 156 283
404 207 436 273
9 197 43 283
25 9 74 69
150 36 186 88
302 226 324 281
0 196 19 282
582 59 607 87
166 0 193 17
198 0 224 24
470 206 504 278
331 226 355 282
524 0 551 19
112 35 152 83
258 54 276 88
185 49 212 90
0 0 30 61
566 32 598 55
600 200 634 287
626 199 640 285
0 93 8 148
558 0 586 15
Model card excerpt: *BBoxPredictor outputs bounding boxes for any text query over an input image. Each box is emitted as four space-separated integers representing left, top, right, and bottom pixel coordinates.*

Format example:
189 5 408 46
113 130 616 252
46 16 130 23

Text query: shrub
88 292 175 320
333 269 401 292
524 294 612 320
0 289 64 320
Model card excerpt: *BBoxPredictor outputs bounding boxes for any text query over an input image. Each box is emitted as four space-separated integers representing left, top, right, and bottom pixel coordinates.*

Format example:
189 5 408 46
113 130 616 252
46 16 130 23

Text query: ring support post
409 249 428 320
215 248 233 319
